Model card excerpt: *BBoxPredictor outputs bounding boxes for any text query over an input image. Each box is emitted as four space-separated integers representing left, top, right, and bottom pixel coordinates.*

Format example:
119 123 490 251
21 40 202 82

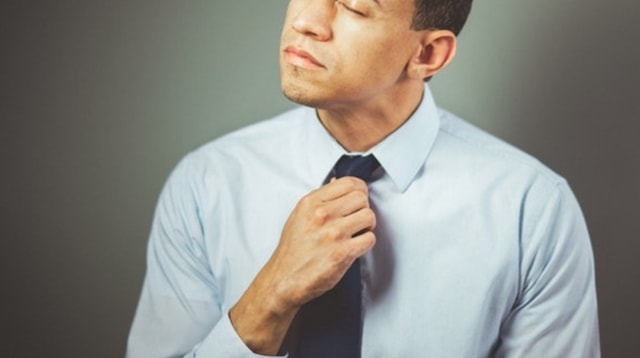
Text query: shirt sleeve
494 180 600 357
126 155 283 358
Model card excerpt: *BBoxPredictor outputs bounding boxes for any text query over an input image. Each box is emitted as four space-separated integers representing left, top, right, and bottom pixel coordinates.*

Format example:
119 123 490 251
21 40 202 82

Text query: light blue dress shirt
127 86 600 357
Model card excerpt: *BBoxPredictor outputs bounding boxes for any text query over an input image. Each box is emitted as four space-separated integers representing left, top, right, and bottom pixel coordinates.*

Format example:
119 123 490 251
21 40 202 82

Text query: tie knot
331 154 380 182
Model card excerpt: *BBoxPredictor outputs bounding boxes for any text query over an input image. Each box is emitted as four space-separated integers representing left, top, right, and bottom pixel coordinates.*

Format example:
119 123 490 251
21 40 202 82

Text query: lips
283 45 325 69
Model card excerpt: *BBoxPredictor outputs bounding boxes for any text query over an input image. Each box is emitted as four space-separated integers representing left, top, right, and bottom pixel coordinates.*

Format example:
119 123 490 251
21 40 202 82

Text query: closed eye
335 0 366 17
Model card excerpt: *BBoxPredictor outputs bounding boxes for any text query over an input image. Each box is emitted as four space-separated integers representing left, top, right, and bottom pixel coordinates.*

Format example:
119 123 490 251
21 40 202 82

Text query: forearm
229 262 300 356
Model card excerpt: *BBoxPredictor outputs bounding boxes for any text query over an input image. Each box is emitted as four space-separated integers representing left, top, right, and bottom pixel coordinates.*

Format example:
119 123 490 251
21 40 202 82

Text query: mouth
283 45 325 70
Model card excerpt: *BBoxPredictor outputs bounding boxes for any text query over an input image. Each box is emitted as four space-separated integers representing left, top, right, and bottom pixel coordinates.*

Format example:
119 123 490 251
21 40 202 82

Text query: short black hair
411 0 473 35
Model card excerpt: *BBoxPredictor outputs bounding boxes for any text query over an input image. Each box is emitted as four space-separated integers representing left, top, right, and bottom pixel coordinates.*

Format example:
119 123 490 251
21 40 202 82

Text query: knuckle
299 193 315 208
366 231 377 243
358 207 376 226
353 190 368 203
345 176 359 185
353 177 368 189
323 226 343 241
362 194 371 207
342 177 361 190
330 245 349 265
312 206 330 224
364 232 377 248
355 231 376 252
366 208 377 227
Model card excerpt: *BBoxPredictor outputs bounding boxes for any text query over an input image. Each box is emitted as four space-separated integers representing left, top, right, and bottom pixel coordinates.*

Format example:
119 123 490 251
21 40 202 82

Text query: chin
279 66 334 108
282 86 312 106
281 80 324 108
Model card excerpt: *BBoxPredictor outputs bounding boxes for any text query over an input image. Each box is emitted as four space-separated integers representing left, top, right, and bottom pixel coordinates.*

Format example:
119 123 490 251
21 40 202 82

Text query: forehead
377 0 417 17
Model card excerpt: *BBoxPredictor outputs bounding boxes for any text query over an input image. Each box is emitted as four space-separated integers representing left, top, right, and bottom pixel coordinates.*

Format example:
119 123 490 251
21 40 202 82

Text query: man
128 0 600 356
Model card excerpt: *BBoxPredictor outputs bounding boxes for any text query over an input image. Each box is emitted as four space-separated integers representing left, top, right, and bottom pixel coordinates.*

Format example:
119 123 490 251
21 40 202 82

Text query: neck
317 82 424 152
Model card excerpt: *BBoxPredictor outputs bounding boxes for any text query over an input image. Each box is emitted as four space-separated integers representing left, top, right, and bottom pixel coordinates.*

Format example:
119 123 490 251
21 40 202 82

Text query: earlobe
407 30 457 81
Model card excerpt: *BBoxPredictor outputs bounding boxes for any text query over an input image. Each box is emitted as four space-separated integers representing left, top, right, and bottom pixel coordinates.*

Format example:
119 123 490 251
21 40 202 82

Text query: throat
316 99 421 152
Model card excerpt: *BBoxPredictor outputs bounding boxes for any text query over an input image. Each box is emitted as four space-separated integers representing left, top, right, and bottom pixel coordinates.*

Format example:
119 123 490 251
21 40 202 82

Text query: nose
291 0 334 41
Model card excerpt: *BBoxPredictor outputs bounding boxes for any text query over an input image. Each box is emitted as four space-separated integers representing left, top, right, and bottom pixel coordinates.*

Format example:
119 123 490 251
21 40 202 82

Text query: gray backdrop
2 1 638 357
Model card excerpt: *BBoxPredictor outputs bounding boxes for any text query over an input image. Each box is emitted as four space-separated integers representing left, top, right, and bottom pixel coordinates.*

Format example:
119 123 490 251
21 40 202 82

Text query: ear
406 30 457 81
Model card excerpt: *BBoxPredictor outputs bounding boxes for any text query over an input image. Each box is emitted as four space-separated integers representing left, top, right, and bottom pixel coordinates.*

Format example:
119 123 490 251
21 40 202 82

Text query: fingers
315 176 369 202
334 205 377 239
325 189 370 219
313 176 375 244
337 206 376 261
328 229 376 275
348 230 377 258
301 177 370 223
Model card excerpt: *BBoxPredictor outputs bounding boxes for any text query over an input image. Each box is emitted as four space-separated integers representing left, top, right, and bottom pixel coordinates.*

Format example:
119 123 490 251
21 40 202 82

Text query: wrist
228 269 300 355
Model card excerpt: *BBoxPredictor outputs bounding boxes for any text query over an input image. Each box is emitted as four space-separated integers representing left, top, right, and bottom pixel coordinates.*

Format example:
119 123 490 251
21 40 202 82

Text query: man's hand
229 177 376 355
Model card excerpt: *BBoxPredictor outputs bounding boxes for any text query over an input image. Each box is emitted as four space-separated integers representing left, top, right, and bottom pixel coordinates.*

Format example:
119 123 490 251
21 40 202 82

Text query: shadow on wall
502 1 640 356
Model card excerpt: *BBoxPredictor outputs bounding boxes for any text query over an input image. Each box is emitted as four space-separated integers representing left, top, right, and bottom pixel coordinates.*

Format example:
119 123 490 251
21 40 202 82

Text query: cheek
338 27 415 77
349 44 410 81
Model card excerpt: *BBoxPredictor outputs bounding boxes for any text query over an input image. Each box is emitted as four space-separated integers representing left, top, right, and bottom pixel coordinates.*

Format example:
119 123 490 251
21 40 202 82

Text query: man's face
280 0 423 109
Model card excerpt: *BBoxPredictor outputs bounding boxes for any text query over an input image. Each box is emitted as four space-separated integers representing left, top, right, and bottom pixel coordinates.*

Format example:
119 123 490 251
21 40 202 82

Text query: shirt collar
304 108 346 186
304 84 441 192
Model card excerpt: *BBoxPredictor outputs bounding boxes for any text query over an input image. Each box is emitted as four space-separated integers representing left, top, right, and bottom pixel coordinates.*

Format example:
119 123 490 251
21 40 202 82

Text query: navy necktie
294 154 380 358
